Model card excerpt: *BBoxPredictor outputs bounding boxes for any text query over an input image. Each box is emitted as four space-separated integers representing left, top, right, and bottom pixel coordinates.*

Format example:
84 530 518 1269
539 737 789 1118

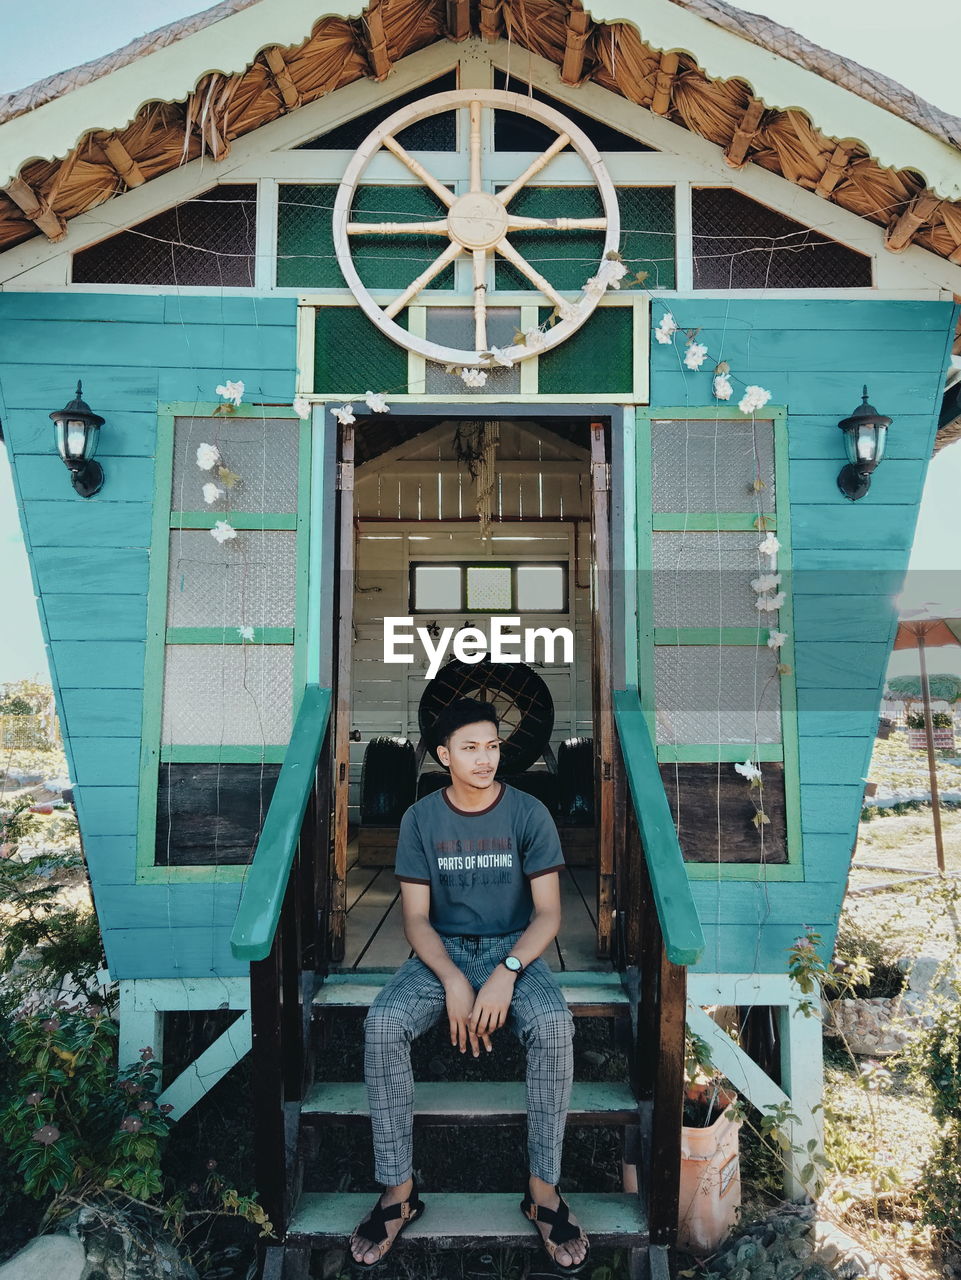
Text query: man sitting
349 697 590 1273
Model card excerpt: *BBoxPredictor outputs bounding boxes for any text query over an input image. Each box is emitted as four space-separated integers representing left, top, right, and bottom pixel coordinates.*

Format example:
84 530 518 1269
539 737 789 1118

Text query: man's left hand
469 967 517 1039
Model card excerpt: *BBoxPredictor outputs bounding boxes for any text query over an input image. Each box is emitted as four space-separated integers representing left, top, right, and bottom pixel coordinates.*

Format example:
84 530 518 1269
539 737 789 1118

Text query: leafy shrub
908 990 961 1243
906 711 953 730
825 913 905 999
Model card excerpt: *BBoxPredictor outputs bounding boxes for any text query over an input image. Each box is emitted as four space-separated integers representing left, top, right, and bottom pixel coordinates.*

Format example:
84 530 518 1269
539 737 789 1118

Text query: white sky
1 0 960 682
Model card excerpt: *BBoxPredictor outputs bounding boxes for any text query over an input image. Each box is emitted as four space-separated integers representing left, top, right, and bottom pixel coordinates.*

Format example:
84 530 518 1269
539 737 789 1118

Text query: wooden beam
264 47 301 111
813 143 852 199
885 193 943 252
723 98 765 169
560 4 592 86
479 0 501 43
1 176 67 241
364 1 392 81
94 132 146 188
650 51 679 117
446 0 471 42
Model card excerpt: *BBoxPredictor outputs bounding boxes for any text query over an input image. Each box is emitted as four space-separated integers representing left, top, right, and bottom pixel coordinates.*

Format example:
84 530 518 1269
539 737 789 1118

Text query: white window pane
516 565 565 611
467 566 511 610
414 565 461 610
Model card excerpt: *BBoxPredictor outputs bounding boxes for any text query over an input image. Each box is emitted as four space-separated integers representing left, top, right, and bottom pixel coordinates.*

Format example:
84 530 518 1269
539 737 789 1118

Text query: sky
1 0 960 684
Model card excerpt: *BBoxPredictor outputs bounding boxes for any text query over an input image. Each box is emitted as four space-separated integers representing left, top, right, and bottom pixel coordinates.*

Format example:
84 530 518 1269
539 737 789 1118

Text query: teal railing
612 688 704 967
230 685 332 962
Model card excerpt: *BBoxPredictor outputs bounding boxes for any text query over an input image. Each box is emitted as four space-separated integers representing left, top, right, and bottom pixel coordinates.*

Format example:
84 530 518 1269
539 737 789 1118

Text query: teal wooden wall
649 298 957 974
0 293 298 979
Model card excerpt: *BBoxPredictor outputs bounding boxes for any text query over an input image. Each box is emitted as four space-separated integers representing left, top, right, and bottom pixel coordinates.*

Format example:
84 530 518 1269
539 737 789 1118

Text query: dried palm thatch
0 0 959 446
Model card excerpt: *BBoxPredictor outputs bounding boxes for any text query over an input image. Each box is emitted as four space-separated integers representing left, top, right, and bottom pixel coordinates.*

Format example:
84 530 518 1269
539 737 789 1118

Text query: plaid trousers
364 930 575 1186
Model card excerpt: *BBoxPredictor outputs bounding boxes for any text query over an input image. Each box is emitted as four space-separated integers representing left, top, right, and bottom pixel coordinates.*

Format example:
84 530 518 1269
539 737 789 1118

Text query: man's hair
433 698 500 750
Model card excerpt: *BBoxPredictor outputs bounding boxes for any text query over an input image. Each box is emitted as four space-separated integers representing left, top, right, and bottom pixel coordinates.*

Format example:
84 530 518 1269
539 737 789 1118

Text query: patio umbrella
892 614 961 872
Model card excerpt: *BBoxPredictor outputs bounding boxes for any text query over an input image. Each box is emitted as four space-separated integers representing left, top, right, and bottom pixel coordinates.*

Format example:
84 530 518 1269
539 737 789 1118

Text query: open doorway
329 414 613 972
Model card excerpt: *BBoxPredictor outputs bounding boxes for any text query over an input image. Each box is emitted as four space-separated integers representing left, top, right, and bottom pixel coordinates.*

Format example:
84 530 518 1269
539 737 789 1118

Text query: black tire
418 657 554 775
416 771 449 801
360 737 416 826
499 771 558 812
557 737 595 824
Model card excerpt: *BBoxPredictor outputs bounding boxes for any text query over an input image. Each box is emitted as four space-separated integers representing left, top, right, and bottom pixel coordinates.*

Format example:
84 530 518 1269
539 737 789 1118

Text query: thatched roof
2 0 960 260
0 0 959 451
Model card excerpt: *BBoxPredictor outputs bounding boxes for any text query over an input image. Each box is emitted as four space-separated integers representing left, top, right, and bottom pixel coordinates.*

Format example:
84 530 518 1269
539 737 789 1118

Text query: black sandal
520 1187 591 1274
349 1180 425 1270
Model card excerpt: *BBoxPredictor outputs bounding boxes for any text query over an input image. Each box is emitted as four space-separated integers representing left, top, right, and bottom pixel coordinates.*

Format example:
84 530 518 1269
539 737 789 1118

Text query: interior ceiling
2 0 961 271
354 415 593 466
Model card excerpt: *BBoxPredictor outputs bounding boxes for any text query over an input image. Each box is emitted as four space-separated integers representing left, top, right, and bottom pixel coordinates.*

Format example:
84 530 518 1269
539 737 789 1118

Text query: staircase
283 969 649 1268
231 687 704 1280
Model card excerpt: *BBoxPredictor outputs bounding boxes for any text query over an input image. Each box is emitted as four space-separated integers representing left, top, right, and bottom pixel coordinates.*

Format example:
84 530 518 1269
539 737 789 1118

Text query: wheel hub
446 192 509 251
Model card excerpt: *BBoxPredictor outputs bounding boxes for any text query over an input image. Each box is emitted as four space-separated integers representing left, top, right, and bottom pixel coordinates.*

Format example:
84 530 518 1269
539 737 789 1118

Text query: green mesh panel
493 70 654 153
314 306 408 396
494 186 675 292
278 184 455 292
537 306 633 395
297 72 457 151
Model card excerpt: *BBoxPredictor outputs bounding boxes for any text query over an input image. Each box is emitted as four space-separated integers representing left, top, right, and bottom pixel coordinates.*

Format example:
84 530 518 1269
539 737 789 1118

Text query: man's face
437 720 501 791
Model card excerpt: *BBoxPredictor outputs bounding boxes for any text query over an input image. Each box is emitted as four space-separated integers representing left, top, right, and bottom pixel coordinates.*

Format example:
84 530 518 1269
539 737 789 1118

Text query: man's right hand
444 971 492 1057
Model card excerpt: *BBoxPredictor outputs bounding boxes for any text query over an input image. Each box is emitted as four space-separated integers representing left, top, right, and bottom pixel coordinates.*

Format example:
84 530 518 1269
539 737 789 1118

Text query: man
349 697 590 1273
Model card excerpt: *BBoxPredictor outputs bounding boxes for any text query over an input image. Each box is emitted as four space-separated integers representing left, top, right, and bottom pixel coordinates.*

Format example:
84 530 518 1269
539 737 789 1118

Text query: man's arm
399 881 492 1055
469 871 562 1037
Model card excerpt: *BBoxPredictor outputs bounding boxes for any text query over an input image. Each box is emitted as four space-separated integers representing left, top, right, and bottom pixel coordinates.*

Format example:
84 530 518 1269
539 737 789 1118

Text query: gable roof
1 0 960 269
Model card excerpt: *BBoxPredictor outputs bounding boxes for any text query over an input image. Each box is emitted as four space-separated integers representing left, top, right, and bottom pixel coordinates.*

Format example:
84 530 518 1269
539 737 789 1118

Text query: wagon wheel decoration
419 657 555 775
333 89 621 369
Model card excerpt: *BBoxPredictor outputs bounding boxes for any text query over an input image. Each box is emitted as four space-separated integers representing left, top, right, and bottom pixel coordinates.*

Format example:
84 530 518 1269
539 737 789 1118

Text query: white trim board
3 40 959 296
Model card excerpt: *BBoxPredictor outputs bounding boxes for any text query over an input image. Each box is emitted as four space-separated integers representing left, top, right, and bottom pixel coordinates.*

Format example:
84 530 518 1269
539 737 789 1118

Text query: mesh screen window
73 186 256 286
297 72 458 151
411 563 568 612
492 70 654 153
692 188 871 289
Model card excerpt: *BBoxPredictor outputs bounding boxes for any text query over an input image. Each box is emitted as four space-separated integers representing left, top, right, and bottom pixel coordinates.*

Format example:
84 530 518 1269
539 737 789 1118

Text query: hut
1 0 959 1272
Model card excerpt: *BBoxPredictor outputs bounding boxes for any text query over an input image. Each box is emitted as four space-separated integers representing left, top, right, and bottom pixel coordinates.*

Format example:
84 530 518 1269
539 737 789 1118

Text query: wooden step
287 1190 647 1249
301 1080 637 1126
314 970 628 1017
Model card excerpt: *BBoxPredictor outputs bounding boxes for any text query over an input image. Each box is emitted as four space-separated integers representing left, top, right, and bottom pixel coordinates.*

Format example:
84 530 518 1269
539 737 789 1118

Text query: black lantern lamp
50 381 105 498
837 385 891 501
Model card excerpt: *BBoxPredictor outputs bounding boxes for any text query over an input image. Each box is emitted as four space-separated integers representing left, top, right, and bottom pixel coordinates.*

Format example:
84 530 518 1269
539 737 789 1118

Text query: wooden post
250 941 287 1236
591 422 615 958
917 634 946 873
649 948 687 1251
281 872 304 1101
331 425 356 960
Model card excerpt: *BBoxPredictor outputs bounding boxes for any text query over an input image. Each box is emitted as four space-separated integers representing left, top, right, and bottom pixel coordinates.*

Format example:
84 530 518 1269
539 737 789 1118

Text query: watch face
505 956 522 972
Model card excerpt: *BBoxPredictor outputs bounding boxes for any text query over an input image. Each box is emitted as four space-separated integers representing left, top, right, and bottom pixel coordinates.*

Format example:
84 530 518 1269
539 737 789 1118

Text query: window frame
136 405 312 884
633 404 803 882
408 560 570 614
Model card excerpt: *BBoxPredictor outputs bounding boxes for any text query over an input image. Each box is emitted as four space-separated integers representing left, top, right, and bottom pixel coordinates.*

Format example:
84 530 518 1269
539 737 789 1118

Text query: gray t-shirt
394 783 564 936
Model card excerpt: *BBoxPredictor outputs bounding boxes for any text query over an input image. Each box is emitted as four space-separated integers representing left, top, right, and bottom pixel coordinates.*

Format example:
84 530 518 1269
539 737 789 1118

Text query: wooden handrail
230 685 332 962
612 688 705 967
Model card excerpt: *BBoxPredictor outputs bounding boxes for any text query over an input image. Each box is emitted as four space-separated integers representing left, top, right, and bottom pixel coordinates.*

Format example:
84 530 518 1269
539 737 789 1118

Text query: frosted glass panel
162 646 293 745
167 530 297 627
654 645 781 744
413 565 461 610
467 566 511 610
517 565 565 611
652 532 765 627
651 419 774 513
424 308 521 393
172 417 300 513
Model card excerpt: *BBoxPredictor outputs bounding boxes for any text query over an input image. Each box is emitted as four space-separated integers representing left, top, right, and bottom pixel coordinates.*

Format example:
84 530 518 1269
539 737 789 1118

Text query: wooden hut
1 0 960 1272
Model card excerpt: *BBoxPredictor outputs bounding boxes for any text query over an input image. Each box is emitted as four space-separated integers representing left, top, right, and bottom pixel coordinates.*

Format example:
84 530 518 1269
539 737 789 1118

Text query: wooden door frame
324 402 630 964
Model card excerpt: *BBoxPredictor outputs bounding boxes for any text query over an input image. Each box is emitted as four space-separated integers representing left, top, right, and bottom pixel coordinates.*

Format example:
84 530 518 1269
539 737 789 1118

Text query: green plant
906 711 953 730
905 984 961 1243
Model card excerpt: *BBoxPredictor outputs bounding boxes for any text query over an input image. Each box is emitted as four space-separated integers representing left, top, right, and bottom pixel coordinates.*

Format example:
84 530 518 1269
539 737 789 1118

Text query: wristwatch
502 955 524 974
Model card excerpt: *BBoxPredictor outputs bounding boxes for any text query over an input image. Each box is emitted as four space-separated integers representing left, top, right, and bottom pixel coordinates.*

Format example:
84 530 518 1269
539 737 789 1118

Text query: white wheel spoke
497 133 571 206
382 134 456 207
494 238 569 311
384 241 464 318
472 249 488 351
469 100 483 193
506 215 607 232
347 220 450 235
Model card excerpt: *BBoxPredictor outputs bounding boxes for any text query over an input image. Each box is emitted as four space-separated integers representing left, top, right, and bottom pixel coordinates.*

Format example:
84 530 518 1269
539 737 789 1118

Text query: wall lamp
837 385 891 501
50 381 104 498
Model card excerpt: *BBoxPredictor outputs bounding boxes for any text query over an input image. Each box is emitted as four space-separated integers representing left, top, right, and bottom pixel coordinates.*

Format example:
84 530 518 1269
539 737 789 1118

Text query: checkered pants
364 931 575 1186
